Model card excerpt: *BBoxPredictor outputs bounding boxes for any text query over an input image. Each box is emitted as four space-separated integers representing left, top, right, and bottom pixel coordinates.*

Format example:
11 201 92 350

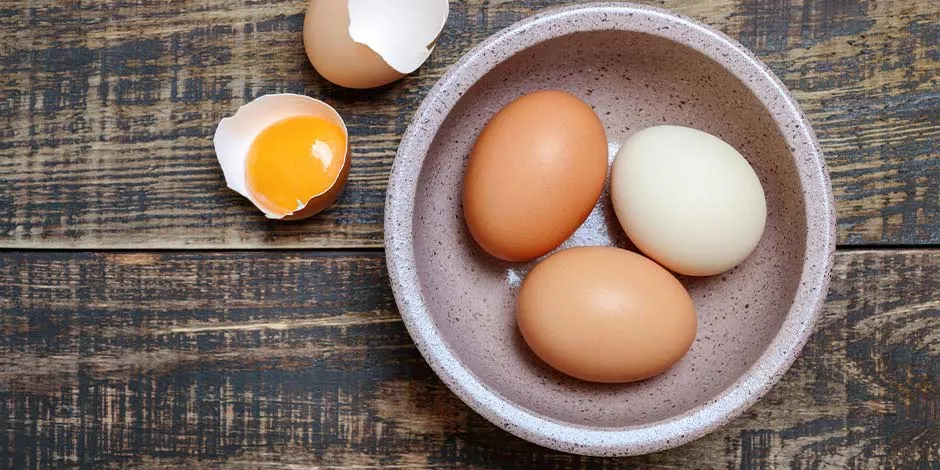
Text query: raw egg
214 94 350 220
462 90 608 262
516 246 697 383
304 0 449 89
610 125 767 276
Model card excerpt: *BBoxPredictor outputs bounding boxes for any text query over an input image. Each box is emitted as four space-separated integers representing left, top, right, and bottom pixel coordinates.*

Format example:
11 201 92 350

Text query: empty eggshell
347 0 449 74
303 0 449 89
213 94 350 220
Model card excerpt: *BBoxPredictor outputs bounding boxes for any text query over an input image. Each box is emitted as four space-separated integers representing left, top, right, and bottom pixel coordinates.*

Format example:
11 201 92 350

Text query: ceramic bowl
385 2 835 456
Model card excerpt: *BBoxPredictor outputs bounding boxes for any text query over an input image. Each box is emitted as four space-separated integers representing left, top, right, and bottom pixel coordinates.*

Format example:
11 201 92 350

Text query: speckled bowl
385 3 835 457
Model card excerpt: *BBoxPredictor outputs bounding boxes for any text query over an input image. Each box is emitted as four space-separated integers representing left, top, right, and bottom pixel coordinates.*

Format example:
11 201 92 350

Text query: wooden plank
0 249 937 468
0 0 937 249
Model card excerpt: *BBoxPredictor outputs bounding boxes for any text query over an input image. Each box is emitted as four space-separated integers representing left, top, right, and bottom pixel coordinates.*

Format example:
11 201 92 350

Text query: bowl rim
385 2 836 457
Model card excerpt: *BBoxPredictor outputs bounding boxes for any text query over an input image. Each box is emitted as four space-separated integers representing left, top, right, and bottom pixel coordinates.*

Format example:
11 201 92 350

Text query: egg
610 125 767 276
214 94 350 220
304 0 449 89
516 246 697 383
462 90 608 262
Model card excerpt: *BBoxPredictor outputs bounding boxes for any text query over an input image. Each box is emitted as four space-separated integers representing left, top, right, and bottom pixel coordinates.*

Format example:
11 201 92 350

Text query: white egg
610 125 767 276
213 94 350 220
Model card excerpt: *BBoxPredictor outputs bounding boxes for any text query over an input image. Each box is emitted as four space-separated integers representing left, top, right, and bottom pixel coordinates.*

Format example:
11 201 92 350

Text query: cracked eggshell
304 0 449 89
213 93 350 221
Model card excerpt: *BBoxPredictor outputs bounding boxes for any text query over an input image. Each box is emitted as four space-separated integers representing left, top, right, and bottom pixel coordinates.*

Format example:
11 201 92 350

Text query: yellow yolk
245 115 346 216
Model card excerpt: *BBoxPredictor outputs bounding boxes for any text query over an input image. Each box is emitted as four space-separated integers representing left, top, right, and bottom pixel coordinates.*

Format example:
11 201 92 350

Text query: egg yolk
245 115 346 216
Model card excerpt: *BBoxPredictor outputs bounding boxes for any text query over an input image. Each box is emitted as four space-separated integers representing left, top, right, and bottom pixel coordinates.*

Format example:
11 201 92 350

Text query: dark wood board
1 0 938 248
0 249 937 468
1 0 938 467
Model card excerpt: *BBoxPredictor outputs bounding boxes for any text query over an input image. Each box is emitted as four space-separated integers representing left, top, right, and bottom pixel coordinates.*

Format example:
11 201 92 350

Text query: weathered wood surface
0 0 937 248
0 250 937 469
1 0 938 468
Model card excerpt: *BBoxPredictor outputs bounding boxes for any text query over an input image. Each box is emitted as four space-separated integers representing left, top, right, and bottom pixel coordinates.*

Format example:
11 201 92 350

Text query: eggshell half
347 0 449 74
213 93 350 220
304 0 448 89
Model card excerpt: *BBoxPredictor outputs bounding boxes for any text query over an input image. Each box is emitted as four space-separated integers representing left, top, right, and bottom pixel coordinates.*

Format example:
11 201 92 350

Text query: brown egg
516 246 697 383
462 90 608 261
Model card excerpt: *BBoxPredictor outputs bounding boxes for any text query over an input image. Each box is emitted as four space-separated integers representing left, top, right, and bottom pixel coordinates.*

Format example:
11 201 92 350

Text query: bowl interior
411 30 807 428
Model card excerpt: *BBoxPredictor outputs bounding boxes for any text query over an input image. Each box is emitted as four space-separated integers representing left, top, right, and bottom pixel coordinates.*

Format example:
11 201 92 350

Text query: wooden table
1 0 937 468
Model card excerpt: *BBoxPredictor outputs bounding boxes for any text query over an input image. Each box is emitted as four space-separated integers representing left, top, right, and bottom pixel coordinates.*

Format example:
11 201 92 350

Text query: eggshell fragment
213 94 350 220
303 0 448 89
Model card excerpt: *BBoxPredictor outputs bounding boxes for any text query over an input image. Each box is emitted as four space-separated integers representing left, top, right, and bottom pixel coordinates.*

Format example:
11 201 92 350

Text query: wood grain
0 250 937 468
0 0 937 249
